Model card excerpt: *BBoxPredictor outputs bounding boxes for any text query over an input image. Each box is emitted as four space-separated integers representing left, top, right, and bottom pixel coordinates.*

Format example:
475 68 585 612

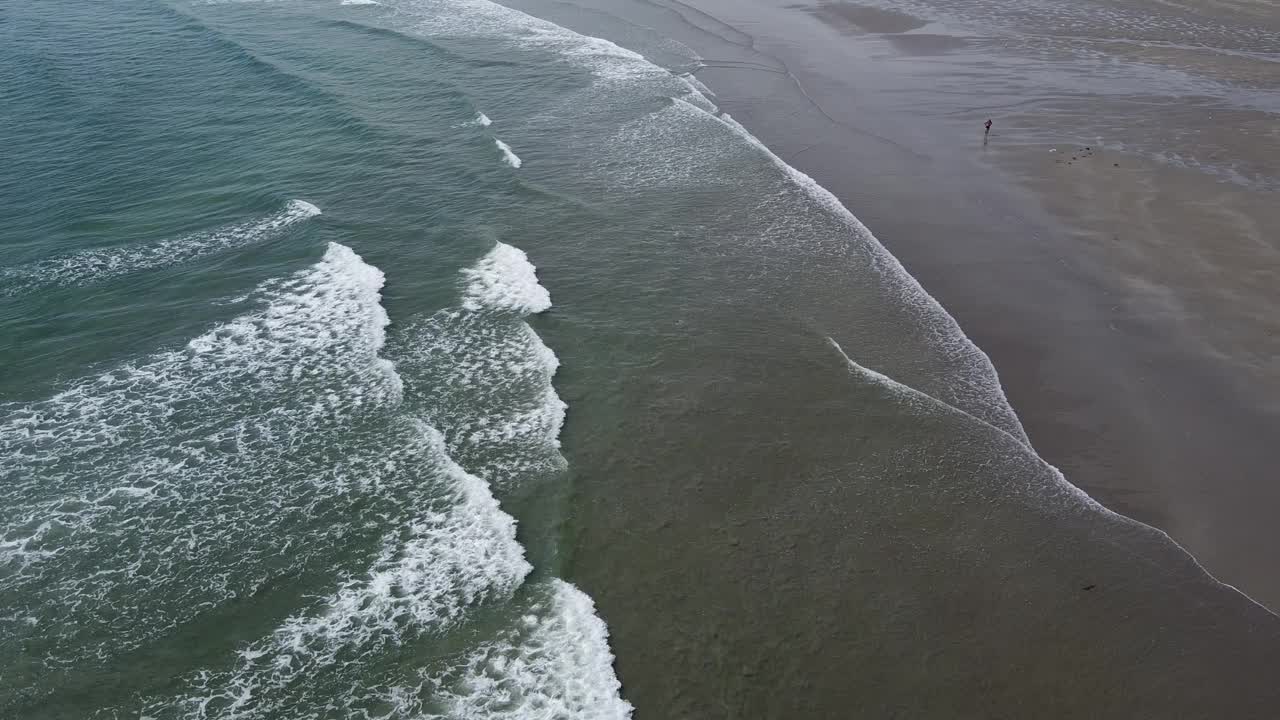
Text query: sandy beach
989 144 1280 605
495 0 1280 715
9 1 1278 716
555 0 1280 608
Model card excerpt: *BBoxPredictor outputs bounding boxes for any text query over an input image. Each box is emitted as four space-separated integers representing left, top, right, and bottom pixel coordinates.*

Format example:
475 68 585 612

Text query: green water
3 0 1279 718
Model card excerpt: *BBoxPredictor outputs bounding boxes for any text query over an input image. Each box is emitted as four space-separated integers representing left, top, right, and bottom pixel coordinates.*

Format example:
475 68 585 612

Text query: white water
395 249 567 487
494 137 523 168
144 424 532 719
680 71 715 98
688 98 1030 444
395 0 657 81
91 239 628 718
461 242 550 313
0 199 320 296
675 72 718 112
383 244 628 716
413 579 634 720
383 0 1029 445
0 242 407 671
823 332 1276 617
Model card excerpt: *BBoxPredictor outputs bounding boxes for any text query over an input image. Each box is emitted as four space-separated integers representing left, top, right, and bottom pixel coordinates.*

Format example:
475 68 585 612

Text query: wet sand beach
503 0 1280 716
991 144 1280 605
7 1 1277 716
526 0 1280 606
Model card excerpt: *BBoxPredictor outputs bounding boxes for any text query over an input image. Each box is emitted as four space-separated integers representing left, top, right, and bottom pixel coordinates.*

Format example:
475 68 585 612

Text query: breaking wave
0 200 320 296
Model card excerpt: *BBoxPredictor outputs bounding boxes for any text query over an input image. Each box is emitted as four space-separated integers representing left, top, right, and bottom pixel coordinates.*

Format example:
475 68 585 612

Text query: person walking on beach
984 118 993 136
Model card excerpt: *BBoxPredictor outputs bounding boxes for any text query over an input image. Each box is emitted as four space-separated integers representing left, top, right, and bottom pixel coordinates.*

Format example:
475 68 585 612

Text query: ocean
3 0 1279 718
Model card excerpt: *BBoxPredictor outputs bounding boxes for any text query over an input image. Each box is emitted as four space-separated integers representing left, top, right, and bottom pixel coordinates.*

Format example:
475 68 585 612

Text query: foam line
824 335 1278 617
674 95 1029 444
461 242 549 313
140 424 531 719
494 138 523 168
0 200 320 296
415 579 634 720
0 242 406 668
392 242 565 489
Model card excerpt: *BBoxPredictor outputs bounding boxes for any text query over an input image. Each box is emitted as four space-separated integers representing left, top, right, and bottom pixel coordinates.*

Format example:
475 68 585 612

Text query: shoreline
13 1 1280 714
649 0 1280 611
492 0 1280 715
980 140 1280 607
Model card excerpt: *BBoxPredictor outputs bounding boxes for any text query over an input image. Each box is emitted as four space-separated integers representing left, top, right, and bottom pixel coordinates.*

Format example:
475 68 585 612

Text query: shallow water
3 0 1279 718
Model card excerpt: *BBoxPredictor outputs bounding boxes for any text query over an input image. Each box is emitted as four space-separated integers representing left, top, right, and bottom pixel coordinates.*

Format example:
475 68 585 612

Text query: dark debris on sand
1053 145 1107 166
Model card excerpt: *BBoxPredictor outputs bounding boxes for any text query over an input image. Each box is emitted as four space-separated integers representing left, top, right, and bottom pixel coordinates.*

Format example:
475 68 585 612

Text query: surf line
494 138 522 168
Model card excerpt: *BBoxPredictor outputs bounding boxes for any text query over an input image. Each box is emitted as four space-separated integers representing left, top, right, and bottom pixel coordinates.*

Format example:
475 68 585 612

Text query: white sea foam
385 0 1023 448
452 112 493 129
680 72 716 99
0 200 320 296
593 98 743 190
460 242 550 313
680 99 1029 445
675 73 718 112
341 0 382 5
395 311 567 489
0 232 599 710
825 336 1110 514
412 579 633 720
494 138 523 168
221 581 634 720
384 0 720 152
822 332 1271 620
128 241 587 718
273 426 529 643
283 426 529 639
144 425 531 720
0 242 409 668
391 0 660 83
393 243 564 488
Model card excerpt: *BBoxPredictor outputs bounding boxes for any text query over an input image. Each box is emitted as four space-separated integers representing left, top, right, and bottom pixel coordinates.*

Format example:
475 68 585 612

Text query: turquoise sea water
4 3 640 715
4 1 1280 717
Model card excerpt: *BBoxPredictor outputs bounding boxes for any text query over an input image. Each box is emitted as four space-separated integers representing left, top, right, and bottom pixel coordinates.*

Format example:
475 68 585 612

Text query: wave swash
0 200 320 297
1 239 628 718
